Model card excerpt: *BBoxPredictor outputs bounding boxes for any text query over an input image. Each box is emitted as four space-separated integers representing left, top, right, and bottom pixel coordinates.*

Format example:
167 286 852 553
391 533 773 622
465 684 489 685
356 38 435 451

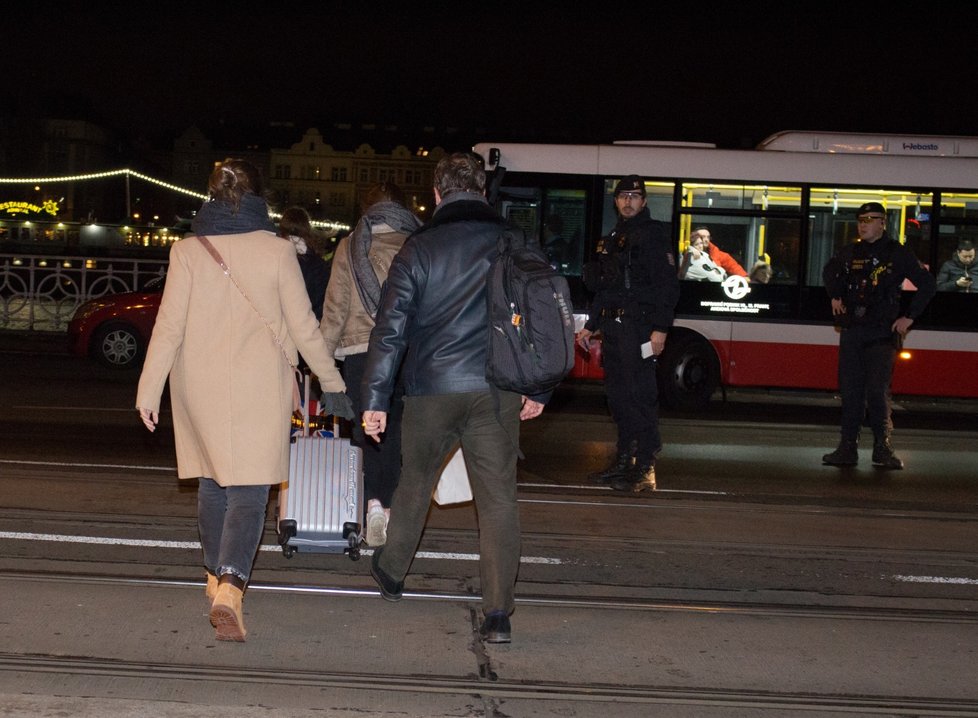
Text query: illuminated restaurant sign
0 200 60 218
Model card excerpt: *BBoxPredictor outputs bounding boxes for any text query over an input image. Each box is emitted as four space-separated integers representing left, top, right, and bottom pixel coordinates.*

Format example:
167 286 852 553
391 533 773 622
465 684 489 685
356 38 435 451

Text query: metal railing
0 254 168 331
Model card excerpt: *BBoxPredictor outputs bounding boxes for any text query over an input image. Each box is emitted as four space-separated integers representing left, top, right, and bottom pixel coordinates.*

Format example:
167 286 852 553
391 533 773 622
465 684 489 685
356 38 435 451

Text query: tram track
2 650 978 716
3 570 977 626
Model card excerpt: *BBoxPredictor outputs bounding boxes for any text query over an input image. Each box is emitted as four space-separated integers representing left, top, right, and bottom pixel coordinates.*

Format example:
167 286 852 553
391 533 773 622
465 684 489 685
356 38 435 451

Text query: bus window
494 186 587 276
542 189 586 276
936 192 978 292
682 183 802 212
496 186 540 241
807 189 934 286
678 215 800 282
764 219 801 283
682 218 749 278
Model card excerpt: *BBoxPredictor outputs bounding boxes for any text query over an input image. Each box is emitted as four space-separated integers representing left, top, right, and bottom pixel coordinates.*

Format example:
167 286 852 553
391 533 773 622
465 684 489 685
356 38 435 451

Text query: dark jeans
376 390 522 615
341 353 403 507
197 478 270 584
838 327 897 442
599 314 662 464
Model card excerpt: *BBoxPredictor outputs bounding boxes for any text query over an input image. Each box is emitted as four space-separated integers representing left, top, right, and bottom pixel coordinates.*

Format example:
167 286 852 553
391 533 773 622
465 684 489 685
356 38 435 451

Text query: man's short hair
957 239 975 252
362 181 404 211
434 152 486 198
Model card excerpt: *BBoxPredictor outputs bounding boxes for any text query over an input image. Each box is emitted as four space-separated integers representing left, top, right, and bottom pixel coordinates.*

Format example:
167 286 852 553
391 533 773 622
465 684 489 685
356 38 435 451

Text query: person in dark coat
821 202 936 469
361 153 546 644
278 207 331 321
936 239 975 292
578 175 680 492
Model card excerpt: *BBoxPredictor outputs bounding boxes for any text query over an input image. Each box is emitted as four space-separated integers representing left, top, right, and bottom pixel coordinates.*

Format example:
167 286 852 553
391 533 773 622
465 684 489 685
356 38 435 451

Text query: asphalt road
1 331 977 716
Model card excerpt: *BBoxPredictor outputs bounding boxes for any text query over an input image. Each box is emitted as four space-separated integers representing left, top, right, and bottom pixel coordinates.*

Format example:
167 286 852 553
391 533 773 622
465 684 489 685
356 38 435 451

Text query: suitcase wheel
278 519 297 559
343 523 362 561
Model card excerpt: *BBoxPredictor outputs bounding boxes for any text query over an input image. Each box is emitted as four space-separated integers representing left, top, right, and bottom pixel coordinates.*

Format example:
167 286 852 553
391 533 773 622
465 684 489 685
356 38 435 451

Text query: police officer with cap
821 201 936 469
578 175 680 491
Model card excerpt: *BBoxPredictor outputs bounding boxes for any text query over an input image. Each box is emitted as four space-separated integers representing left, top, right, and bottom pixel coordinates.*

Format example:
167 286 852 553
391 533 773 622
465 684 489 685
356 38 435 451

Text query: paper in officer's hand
641 341 654 359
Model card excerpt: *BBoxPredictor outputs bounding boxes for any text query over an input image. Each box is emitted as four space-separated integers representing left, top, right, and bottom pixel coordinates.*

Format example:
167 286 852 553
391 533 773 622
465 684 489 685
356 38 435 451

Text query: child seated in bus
679 233 726 282
749 261 773 284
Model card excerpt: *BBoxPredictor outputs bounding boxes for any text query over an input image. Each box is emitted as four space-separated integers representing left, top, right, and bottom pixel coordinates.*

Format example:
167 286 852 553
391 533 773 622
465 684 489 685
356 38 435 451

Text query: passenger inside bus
691 227 747 277
679 233 726 282
749 261 773 284
936 239 975 292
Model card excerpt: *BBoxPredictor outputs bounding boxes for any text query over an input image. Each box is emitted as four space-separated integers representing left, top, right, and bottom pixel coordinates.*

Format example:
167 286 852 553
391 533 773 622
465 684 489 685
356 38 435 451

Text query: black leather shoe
588 453 635 484
479 610 511 643
611 464 656 492
370 547 404 602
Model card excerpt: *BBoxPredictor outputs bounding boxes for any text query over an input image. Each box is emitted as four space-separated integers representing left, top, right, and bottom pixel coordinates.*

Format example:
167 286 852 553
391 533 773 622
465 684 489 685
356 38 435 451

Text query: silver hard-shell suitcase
276 373 363 560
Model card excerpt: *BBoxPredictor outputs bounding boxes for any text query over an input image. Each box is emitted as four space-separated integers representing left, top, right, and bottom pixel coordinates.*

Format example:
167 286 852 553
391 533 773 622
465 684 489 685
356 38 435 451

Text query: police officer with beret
821 202 936 470
578 176 680 491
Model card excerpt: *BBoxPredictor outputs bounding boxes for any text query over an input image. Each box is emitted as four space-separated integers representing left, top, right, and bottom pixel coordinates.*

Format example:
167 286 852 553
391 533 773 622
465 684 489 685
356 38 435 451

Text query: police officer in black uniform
821 202 936 469
578 176 680 491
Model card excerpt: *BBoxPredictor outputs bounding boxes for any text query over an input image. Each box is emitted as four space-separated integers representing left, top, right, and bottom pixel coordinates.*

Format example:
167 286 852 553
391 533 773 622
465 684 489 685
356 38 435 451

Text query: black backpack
486 229 576 396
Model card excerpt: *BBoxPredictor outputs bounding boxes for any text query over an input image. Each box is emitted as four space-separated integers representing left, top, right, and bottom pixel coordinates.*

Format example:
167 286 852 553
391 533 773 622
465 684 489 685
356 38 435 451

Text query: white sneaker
366 505 388 547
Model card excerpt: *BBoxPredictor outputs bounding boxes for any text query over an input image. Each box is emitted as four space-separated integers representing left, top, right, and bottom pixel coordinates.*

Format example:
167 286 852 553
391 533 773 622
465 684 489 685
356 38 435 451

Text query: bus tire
657 333 720 411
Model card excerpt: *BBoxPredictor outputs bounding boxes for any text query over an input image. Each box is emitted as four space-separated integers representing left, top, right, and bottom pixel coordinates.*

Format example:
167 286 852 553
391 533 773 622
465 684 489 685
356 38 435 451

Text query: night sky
7 3 978 152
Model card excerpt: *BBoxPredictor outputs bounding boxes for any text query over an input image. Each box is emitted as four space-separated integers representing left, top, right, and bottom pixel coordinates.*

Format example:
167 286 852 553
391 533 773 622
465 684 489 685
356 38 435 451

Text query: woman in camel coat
136 158 350 642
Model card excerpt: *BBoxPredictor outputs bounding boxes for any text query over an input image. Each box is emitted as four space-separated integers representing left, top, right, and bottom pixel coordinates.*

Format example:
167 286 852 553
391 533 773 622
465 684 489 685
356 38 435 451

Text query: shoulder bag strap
197 235 302 412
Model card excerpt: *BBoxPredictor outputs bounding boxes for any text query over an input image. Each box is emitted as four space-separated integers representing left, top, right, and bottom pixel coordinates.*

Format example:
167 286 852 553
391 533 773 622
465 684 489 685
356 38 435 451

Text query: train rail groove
1 652 977 716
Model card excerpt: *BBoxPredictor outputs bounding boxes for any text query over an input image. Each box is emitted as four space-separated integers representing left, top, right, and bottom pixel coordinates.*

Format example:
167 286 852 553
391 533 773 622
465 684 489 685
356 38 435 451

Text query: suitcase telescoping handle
300 367 312 436
299 367 341 438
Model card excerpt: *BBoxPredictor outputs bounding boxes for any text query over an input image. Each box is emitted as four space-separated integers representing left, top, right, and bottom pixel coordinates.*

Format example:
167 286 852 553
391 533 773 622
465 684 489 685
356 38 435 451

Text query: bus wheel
657 334 720 411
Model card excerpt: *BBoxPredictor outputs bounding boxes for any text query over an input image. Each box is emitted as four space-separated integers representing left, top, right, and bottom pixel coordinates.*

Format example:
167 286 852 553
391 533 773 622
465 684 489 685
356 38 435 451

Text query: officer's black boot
611 463 656 492
588 452 635 484
822 439 859 466
588 441 636 484
872 436 904 470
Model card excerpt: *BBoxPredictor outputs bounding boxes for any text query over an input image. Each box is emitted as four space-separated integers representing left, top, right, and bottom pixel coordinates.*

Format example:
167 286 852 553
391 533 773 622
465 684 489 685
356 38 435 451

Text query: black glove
320 392 355 420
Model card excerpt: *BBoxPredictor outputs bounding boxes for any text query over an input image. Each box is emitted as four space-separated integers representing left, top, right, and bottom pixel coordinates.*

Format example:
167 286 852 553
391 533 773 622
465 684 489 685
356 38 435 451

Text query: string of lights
0 169 349 232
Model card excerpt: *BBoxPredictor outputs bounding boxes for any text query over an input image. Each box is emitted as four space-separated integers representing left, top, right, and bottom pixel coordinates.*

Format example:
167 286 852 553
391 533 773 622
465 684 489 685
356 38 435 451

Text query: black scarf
350 201 421 317
190 193 276 236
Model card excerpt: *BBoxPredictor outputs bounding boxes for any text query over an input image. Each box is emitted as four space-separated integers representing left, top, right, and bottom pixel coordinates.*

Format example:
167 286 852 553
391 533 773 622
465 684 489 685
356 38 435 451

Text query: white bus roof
757 130 978 157
473 136 978 190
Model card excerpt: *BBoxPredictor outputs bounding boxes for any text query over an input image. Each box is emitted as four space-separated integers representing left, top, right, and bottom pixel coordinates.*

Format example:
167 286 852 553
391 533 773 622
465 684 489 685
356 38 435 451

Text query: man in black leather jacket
577 175 679 492
361 152 545 644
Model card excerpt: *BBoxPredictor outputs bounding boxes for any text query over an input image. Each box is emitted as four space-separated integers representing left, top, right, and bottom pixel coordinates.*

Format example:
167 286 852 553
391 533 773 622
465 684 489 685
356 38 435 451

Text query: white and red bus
473 132 978 409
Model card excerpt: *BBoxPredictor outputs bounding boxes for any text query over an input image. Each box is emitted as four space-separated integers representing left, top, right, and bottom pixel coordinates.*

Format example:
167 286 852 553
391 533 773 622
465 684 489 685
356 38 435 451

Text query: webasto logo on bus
903 142 939 151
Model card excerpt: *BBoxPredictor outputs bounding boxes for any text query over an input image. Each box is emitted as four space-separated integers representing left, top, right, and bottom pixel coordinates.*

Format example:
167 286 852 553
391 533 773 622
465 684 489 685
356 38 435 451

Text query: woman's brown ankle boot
209 581 246 641
205 573 218 604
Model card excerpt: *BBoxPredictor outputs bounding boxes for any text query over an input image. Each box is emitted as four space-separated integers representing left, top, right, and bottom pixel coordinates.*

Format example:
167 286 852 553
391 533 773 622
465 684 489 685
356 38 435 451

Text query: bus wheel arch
657 329 721 411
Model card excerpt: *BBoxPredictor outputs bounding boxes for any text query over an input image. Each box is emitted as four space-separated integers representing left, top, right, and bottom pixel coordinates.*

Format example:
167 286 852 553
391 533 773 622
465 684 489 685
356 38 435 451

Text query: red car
67 276 164 369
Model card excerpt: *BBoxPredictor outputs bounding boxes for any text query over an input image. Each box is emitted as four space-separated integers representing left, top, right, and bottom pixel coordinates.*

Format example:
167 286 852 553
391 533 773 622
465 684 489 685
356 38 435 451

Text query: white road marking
892 574 978 585
0 459 175 471
0 531 562 565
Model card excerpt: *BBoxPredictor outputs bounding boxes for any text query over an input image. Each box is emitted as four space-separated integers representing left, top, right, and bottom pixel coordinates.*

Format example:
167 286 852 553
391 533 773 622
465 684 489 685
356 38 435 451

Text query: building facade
268 127 443 225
